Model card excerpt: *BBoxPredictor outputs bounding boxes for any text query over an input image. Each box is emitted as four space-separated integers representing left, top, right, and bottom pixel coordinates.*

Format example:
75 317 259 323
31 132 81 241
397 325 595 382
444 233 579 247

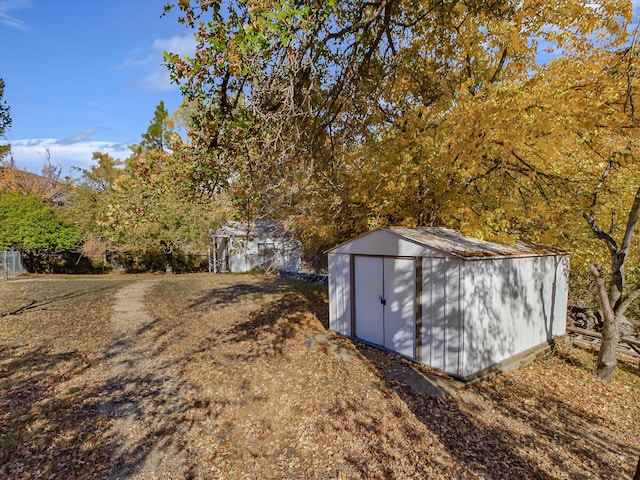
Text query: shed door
354 256 415 358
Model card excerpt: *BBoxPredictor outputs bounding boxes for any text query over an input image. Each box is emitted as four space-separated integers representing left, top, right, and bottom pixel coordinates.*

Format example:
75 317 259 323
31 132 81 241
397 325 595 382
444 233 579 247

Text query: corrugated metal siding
327 228 569 379
328 253 351 336
421 257 463 376
382 257 416 359
550 256 570 337
461 255 568 377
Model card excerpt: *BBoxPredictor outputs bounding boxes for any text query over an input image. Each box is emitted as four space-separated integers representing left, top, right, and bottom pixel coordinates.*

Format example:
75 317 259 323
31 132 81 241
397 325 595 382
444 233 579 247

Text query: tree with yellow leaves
164 0 639 376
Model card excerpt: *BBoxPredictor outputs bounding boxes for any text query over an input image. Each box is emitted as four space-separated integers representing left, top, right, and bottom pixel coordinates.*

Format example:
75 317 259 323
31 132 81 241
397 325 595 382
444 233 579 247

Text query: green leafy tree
105 148 223 273
68 152 125 259
137 100 174 154
75 151 123 191
79 104 228 273
0 191 80 252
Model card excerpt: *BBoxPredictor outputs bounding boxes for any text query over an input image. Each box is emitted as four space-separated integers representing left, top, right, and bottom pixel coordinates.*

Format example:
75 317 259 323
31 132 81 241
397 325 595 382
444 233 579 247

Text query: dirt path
102 277 190 479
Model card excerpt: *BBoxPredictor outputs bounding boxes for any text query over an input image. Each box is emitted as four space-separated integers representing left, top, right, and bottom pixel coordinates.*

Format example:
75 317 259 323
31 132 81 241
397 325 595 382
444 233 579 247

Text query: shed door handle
380 297 386 306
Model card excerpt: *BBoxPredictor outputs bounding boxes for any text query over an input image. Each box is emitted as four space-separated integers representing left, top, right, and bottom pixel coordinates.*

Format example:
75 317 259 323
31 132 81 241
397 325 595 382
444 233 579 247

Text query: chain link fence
1 250 26 280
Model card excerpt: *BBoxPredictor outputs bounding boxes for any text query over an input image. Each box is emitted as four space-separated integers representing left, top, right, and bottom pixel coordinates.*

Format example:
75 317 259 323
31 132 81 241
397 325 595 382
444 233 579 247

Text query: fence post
3 251 7 281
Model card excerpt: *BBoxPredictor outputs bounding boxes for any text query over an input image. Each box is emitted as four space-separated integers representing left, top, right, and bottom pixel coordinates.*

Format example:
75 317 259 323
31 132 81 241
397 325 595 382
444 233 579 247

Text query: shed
328 227 569 379
211 221 301 273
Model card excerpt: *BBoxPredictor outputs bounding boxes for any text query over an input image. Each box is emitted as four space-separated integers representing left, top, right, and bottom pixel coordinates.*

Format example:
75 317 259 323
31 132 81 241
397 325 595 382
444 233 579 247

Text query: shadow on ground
2 276 636 479
185 281 287 312
352 341 637 479
0 339 209 479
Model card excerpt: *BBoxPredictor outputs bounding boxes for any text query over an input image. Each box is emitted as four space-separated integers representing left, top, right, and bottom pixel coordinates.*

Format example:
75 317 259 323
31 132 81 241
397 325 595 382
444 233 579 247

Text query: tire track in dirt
102 277 192 479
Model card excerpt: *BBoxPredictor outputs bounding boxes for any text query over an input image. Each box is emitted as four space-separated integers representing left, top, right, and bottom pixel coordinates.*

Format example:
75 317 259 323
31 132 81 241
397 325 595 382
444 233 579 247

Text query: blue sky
0 0 194 177
2 1 639 178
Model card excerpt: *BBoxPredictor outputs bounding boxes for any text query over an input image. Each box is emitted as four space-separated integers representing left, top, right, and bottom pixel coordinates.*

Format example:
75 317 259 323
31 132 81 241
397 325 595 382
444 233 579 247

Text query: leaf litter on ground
0 272 638 479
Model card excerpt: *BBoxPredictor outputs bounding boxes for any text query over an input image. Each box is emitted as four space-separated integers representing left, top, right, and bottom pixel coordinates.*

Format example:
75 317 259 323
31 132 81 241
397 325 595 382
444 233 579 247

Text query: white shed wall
328 253 351 336
461 255 568 377
228 236 300 273
420 257 463 376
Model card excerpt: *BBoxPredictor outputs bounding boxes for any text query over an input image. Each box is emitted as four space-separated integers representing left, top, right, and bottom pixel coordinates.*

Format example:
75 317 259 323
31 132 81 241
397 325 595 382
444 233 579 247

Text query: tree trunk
165 250 173 274
589 263 619 381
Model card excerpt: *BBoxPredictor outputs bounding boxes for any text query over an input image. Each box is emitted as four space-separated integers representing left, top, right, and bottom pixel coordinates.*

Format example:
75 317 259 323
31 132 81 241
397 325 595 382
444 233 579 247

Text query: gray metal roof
211 221 291 239
382 227 565 258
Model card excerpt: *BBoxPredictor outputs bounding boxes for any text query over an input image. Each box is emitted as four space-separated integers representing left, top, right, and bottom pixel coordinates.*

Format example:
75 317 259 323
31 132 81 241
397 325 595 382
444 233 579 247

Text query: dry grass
0 272 638 479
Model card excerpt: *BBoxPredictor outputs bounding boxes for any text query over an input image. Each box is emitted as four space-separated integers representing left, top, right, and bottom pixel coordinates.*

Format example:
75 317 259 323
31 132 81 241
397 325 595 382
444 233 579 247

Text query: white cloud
7 138 131 178
120 34 196 92
140 68 177 92
57 128 103 146
0 0 31 31
153 35 197 56
119 54 156 70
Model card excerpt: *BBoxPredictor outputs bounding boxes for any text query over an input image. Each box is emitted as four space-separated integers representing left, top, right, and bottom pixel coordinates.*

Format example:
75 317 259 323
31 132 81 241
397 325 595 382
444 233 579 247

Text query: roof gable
329 227 566 258
212 221 291 239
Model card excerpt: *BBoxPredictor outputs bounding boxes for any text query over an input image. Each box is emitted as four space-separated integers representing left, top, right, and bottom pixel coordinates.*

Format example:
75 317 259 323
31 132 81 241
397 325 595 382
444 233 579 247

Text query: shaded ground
0 273 638 479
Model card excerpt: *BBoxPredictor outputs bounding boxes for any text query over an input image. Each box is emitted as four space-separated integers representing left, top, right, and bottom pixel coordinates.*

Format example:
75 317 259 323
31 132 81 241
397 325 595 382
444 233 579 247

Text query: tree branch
620 184 640 257
582 209 619 256
325 0 394 41
589 159 613 210
617 285 640 317
489 46 509 84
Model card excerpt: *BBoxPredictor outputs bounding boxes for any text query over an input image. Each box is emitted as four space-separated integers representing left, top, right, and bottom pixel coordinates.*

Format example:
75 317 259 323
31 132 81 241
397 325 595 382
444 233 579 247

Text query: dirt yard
0 273 638 479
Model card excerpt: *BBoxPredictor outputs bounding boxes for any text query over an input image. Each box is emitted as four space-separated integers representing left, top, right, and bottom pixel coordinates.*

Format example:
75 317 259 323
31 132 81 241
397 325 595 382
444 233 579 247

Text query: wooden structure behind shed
327 227 569 379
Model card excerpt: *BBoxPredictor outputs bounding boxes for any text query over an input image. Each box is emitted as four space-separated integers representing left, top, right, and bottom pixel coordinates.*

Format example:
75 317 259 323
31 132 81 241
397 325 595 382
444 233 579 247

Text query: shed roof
329 227 567 258
211 221 291 239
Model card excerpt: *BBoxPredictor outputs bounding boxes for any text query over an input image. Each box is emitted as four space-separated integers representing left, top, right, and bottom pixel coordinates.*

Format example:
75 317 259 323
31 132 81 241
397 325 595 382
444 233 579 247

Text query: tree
584 180 639 379
0 190 80 253
68 152 124 260
163 0 632 248
85 103 228 273
103 147 224 274
0 154 67 206
75 151 123 191
0 78 11 160
578 36 640 380
137 100 174 153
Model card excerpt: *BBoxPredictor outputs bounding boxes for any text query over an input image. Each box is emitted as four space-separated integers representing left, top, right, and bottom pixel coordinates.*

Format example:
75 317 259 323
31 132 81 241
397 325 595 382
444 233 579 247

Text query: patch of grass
613 362 640 389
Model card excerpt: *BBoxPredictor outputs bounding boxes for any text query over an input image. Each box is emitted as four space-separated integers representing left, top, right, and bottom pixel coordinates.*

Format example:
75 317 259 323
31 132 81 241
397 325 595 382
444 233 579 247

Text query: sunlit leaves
162 0 638 275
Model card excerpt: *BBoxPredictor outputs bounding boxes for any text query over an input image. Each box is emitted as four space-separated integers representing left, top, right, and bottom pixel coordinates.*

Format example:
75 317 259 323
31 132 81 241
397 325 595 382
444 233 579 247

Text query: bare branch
489 46 509 84
325 0 394 41
620 184 640 257
590 159 613 211
582 209 619 256
617 285 640 317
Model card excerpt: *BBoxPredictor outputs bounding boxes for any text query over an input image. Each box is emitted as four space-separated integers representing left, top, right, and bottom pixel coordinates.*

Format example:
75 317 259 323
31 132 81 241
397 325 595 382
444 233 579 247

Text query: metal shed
211 221 301 273
327 227 569 379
